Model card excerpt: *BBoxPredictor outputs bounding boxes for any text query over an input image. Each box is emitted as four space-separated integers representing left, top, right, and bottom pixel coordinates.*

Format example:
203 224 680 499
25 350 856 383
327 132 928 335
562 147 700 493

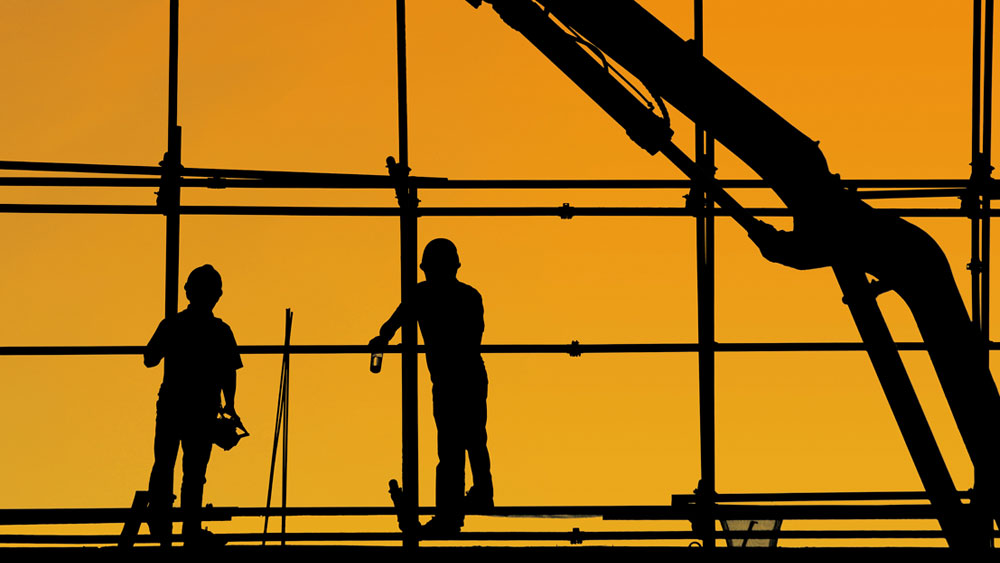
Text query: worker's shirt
414 280 487 385
146 308 242 414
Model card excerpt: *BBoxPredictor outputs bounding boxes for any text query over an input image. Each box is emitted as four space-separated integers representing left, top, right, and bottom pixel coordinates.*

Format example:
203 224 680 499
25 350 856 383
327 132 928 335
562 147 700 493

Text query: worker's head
420 238 460 281
185 264 223 309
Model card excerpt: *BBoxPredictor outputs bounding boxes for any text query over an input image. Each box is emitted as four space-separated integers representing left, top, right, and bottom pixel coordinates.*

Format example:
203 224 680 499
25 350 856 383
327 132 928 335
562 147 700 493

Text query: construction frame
0 0 996 551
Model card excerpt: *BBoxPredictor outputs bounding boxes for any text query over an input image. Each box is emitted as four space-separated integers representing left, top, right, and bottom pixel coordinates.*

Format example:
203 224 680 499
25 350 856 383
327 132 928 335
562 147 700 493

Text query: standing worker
143 264 243 546
370 238 494 536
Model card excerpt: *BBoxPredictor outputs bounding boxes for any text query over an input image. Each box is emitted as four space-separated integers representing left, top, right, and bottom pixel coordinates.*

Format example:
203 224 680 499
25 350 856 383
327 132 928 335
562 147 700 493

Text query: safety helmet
184 264 223 301
420 238 460 272
212 413 249 451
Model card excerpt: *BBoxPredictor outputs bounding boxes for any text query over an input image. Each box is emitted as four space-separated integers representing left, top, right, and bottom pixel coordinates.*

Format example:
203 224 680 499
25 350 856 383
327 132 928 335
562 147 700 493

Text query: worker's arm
369 303 405 349
143 319 167 368
222 369 237 416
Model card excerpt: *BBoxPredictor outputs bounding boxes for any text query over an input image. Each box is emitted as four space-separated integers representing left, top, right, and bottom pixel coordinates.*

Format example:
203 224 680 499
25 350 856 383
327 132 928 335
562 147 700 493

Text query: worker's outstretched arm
143 319 167 368
369 304 405 348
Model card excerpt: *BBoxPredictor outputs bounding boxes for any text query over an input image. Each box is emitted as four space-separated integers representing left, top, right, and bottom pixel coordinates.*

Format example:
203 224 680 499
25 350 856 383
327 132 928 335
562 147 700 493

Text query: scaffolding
0 0 996 551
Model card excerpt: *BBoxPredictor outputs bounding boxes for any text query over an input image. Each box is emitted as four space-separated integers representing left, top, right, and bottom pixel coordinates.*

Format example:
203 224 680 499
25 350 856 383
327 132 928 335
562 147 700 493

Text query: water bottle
370 351 383 374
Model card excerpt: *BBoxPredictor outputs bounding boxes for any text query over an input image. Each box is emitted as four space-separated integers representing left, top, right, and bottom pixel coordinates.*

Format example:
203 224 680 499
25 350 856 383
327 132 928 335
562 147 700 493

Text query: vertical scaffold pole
972 0 982 331
162 0 181 318
693 0 716 550
971 0 997 544
395 0 419 549
982 0 994 351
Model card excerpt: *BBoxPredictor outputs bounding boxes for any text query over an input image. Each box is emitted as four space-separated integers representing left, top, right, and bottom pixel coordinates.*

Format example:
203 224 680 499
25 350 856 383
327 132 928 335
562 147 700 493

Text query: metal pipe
0 529 997 545
0 203 985 218
693 0 716 550
0 341 988 356
976 0 984 158
0 168 975 189
395 0 419 548
163 0 181 320
0 500 982 524
986 0 994 163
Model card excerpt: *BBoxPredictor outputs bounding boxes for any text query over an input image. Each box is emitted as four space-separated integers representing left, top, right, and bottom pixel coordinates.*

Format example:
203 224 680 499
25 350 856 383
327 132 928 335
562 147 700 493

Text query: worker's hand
369 335 388 351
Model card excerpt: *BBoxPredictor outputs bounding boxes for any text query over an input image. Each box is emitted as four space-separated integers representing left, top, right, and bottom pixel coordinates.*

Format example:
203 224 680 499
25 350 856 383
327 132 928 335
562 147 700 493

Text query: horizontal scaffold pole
0 174 976 191
0 204 985 217
0 341 996 356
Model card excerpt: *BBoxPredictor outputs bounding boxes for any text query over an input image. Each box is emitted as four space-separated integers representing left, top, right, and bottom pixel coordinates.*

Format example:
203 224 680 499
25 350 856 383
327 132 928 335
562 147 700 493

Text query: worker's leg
179 424 213 543
148 405 180 543
466 376 493 506
433 384 466 527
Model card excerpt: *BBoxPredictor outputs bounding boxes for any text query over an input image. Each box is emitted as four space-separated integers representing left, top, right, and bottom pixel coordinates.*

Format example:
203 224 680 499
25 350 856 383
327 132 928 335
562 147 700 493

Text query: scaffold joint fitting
387 156 418 207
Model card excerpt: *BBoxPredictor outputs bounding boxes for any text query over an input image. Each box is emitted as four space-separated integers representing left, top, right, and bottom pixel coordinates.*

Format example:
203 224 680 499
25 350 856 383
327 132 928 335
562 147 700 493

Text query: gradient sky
0 0 995 547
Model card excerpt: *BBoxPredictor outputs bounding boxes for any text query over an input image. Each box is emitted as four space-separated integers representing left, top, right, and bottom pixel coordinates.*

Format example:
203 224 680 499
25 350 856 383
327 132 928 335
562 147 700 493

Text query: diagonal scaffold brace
263 308 293 545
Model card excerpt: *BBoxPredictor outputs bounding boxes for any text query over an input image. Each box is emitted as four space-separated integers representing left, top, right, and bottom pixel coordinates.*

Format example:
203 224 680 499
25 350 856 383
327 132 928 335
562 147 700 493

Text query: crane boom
469 0 999 548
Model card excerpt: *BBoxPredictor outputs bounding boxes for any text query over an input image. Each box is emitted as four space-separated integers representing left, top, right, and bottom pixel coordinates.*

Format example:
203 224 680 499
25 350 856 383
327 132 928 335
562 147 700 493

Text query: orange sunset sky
0 0 996 547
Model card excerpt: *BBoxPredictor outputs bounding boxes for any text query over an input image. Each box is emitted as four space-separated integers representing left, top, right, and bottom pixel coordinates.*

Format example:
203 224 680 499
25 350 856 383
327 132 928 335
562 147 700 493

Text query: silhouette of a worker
370 238 494 535
143 264 242 545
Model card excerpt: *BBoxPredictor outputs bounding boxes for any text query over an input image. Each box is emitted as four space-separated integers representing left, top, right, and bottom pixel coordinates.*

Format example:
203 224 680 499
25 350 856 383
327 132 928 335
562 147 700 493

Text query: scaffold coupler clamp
559 202 575 219
962 153 994 218
387 156 417 208
691 480 716 538
569 340 581 357
156 151 181 216
684 182 706 214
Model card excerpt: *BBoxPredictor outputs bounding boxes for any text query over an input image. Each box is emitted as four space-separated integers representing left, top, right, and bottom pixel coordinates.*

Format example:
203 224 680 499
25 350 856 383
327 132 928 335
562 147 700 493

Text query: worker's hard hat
184 264 223 298
212 412 249 451
420 238 460 271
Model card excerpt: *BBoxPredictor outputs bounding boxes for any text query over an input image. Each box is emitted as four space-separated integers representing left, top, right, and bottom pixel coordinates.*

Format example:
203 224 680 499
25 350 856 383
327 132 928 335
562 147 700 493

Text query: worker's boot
147 493 176 547
464 485 494 513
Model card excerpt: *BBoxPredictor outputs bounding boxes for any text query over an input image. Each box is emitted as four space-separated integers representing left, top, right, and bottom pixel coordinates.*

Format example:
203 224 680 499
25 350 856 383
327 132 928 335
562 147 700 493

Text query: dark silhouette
144 264 242 546
468 0 1000 549
371 239 494 536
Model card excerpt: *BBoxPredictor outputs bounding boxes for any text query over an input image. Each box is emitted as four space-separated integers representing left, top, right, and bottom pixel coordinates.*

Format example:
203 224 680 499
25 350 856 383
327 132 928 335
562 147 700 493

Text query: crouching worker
143 264 243 546
370 239 494 537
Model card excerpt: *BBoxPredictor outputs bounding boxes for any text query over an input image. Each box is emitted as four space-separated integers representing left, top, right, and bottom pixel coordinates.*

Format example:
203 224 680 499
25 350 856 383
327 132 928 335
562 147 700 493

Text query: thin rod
974 200 982 328
985 0 994 162
283 310 293 544
3 341 999 357
7 529 1000 545
0 203 988 218
0 497 982 524
985 0 994 345
163 0 181 319
0 166 975 189
976 0 984 157
395 0 418 548
262 329 287 543
694 0 716 550
979 197 991 346
0 181 973 200
167 1 178 133
260 373 284 543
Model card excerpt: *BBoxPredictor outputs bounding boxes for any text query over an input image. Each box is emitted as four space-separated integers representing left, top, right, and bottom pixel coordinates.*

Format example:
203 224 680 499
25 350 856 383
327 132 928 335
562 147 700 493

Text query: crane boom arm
468 0 1000 548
